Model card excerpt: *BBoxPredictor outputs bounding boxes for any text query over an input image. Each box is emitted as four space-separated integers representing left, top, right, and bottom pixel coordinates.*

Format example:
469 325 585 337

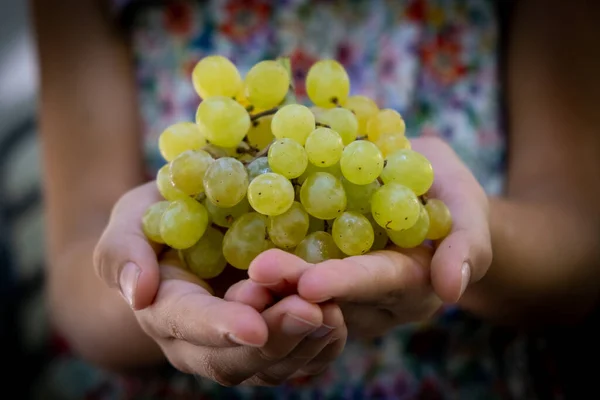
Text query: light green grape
371 183 420 231
222 212 272 270
342 177 380 214
192 55 242 99
366 213 389 251
267 201 309 249
300 172 346 220
169 149 214 196
297 162 342 185
203 157 249 207
179 227 227 279
196 96 251 148
380 149 434 196
307 215 326 234
156 164 188 201
244 60 290 109
246 157 272 181
305 127 344 167
388 204 430 248
374 132 411 159
202 144 235 159
203 196 250 228
247 115 275 151
141 201 169 244
158 122 206 162
160 197 209 250
343 95 379 134
305 59 350 108
318 107 358 145
425 199 453 240
271 104 316 145
366 108 406 142
268 138 308 179
340 140 384 185
247 172 295 216
332 212 374 256
295 231 343 263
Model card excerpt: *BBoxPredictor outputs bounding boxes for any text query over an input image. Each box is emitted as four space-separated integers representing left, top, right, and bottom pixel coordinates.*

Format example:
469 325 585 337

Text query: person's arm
460 0 600 324
31 0 164 369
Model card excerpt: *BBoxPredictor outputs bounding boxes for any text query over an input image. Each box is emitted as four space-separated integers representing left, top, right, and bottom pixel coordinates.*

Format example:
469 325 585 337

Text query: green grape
297 162 342 185
380 149 434 196
271 104 316 145
169 149 214 196
307 215 326 234
425 199 453 240
156 164 188 201
179 227 227 279
203 157 249 207
388 204 430 248
202 144 235 159
366 109 406 142
343 95 379 134
318 107 358 145
295 231 343 263
300 172 346 220
192 55 242 99
141 201 169 244
247 115 275 151
158 122 206 162
371 183 421 231
340 140 384 185
160 197 209 250
310 106 327 120
244 60 290 109
222 212 272 270
247 172 295 216
246 157 272 181
267 201 310 249
203 196 250 228
305 59 350 108
366 213 389 251
196 96 250 148
342 177 380 214
305 127 344 167
268 138 308 179
332 212 374 256
374 132 411 159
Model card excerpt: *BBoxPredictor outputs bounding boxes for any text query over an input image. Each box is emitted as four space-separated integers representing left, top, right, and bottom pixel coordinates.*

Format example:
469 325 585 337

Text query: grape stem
356 135 367 140
419 195 428 205
315 122 331 128
250 107 279 121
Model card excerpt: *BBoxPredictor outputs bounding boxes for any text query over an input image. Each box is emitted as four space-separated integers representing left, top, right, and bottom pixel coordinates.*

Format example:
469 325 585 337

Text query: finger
224 279 274 312
248 249 312 294
93 181 164 310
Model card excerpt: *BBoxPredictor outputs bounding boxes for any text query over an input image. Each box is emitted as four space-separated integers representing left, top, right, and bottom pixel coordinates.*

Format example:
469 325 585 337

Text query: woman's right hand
93 182 346 386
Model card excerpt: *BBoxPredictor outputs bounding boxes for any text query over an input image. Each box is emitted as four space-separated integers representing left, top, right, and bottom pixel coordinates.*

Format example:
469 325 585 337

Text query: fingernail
459 262 471 299
309 324 334 339
226 333 262 348
119 262 140 308
282 314 319 335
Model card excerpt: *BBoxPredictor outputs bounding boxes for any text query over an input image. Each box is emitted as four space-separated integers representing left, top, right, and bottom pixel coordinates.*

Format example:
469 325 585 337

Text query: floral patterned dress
36 0 576 399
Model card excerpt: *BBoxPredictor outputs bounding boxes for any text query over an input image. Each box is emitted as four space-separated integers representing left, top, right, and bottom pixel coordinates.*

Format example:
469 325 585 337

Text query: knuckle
253 371 289 386
255 347 283 363
205 363 245 387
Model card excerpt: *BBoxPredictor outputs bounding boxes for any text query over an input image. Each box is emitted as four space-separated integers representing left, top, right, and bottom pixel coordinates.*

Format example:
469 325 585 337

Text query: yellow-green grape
300 172 346 220
203 157 248 207
425 199 453 240
158 122 206 162
179 227 227 279
332 212 374 256
156 164 188 201
271 104 315 145
160 197 209 250
342 177 380 214
374 132 411 159
380 149 434 196
340 140 384 185
366 213 389 251
196 96 251 148
202 143 235 159
366 109 406 142
310 106 327 120
267 201 309 249
246 156 272 181
169 149 214 196
247 172 295 216
388 204 430 248
203 196 250 228
268 138 308 179
297 162 342 185
295 231 343 263
308 215 326 234
371 183 420 231
244 60 290 109
305 59 350 108
222 212 272 270
318 107 358 145
247 115 274 151
305 127 344 167
192 55 242 99
343 95 379 134
142 201 169 243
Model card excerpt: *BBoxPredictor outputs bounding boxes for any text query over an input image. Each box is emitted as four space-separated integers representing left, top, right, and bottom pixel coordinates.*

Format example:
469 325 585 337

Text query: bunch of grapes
142 55 452 287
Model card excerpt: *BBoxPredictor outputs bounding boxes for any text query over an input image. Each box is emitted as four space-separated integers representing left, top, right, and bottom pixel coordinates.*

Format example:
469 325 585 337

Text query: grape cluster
142 55 452 286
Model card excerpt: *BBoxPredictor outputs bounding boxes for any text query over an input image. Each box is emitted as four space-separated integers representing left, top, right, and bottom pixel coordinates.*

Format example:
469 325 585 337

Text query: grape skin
297 162 342 185
192 55 242 99
295 231 343 263
203 157 249 207
247 172 295 216
246 157 272 181
196 96 251 148
305 59 350 107
425 199 453 240
160 197 209 250
267 201 310 249
203 196 250 228
222 212 272 270
366 213 389 251
156 164 188 201
300 172 347 220
268 138 308 179
374 133 411 159
158 122 206 162
318 107 358 145
271 104 316 146
332 212 374 256
179 226 227 279
244 60 290 109
305 127 344 167
366 109 406 142
247 115 275 151
371 183 421 231
170 149 214 196
342 177 380 214
388 204 430 248
380 149 434 196
340 140 384 185
142 201 169 244
343 95 379 134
